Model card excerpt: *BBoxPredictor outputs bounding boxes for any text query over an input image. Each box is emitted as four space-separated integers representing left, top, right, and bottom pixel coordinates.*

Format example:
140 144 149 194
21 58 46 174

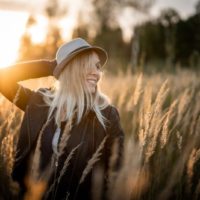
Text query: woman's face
85 53 102 94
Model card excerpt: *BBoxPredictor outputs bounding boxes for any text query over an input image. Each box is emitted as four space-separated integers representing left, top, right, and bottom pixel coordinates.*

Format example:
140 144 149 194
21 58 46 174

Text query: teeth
88 80 96 84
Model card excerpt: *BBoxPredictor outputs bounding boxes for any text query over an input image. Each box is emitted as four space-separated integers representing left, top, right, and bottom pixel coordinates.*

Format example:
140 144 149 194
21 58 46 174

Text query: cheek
99 73 102 80
82 79 90 92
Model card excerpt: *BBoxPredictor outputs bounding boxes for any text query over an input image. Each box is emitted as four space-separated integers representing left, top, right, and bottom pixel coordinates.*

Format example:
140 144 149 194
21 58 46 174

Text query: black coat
0 60 124 200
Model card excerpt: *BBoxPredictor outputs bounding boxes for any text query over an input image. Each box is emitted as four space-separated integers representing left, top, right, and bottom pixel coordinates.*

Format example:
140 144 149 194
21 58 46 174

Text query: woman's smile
86 75 99 93
4 38 124 200
85 53 101 93
87 76 98 85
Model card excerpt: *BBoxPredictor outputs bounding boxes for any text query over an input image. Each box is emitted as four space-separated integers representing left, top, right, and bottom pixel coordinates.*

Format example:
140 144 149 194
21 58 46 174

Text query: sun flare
0 10 73 69
0 10 29 68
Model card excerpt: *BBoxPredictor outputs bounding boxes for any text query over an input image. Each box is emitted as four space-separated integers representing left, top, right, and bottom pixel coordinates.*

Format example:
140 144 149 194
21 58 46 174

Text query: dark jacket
0 60 124 200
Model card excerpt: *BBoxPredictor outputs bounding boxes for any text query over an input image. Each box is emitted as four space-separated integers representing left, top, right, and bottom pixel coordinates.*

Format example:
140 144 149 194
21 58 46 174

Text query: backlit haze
0 0 198 68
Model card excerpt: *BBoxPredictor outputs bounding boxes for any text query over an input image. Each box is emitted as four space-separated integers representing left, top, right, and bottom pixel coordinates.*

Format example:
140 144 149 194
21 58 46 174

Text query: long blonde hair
40 50 110 129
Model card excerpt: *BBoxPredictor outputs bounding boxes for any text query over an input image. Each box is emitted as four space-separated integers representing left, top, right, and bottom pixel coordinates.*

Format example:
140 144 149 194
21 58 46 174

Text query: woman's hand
0 59 57 110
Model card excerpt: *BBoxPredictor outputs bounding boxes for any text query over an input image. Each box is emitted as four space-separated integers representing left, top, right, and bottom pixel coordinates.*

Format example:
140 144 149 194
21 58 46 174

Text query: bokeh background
0 0 199 72
0 0 200 200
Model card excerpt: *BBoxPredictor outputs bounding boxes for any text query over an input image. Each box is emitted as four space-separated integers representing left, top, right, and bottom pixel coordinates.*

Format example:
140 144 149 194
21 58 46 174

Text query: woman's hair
39 50 110 129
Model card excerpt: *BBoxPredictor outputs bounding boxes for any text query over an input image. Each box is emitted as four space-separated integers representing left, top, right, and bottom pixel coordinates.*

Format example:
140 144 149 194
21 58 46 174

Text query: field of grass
0 68 200 200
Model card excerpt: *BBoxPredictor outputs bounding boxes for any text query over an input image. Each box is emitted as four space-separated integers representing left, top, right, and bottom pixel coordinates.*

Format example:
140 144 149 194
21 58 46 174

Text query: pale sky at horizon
0 0 198 18
150 0 198 18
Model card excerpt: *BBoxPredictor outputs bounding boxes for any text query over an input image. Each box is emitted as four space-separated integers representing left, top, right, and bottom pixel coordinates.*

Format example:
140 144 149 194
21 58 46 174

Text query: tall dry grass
0 68 200 200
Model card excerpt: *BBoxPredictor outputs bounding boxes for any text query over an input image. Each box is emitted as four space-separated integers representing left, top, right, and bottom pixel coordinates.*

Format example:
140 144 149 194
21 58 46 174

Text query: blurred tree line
134 3 200 70
18 0 200 73
18 0 64 61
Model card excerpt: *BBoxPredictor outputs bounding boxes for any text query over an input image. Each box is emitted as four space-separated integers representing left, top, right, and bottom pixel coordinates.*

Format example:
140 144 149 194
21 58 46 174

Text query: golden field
0 68 200 200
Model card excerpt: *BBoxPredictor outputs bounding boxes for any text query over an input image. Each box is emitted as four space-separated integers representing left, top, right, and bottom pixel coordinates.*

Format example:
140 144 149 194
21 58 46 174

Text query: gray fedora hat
53 38 108 79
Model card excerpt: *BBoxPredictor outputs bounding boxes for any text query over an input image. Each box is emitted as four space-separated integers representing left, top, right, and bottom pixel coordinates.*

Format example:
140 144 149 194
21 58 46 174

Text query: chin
88 87 96 94
86 84 97 94
89 89 95 94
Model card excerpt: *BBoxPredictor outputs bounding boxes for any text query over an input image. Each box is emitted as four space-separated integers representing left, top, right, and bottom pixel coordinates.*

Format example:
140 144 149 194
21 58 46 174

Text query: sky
0 0 198 18
0 0 198 67
150 0 198 18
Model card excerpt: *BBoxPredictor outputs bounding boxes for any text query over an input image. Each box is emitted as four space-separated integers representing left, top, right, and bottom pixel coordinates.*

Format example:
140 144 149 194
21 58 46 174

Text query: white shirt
52 126 61 155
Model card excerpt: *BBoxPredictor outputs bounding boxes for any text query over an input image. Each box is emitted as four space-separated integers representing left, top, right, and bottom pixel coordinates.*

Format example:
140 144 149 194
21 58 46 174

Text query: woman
0 38 124 200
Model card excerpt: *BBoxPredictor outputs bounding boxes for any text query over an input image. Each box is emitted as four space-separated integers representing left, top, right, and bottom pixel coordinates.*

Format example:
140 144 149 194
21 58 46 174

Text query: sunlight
0 9 75 69
0 10 28 68
58 16 77 41
27 15 48 44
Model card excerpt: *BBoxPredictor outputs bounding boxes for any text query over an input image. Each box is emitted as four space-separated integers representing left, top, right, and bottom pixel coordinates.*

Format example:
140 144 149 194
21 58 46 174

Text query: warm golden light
0 10 74 69
27 15 48 44
0 10 29 68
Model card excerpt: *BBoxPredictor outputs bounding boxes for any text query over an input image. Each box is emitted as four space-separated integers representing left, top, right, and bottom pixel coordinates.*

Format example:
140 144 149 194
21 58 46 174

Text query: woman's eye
96 63 102 70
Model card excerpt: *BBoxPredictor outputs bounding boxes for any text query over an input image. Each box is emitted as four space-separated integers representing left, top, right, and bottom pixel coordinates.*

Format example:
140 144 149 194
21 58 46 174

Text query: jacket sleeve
105 106 125 172
0 59 57 111
102 106 124 200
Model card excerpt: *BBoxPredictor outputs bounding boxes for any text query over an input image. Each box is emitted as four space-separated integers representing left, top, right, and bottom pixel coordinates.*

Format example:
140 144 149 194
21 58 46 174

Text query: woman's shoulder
102 104 120 122
102 105 124 136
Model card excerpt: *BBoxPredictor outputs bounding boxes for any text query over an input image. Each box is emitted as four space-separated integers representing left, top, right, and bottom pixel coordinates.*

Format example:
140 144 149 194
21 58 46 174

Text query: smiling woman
0 10 28 68
0 37 125 200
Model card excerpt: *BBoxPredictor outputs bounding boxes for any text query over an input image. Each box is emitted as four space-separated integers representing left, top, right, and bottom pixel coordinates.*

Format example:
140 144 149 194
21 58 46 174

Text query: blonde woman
0 38 124 200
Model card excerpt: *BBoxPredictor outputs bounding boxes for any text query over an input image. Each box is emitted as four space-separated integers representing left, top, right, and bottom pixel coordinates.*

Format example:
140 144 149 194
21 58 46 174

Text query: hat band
69 45 90 56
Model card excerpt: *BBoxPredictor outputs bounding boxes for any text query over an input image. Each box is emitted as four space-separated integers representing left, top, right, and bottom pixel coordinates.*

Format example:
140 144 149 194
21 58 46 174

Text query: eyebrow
96 61 101 65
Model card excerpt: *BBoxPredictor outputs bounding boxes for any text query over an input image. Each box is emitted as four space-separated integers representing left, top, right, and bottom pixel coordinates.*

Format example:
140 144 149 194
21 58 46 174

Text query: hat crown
56 38 91 64
53 37 108 79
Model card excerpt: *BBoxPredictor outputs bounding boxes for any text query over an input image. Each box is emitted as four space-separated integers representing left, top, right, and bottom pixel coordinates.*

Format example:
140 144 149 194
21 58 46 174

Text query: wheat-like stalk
138 109 145 147
160 99 178 149
133 73 143 106
106 137 122 199
186 147 200 195
45 143 81 198
117 86 129 109
145 112 168 163
143 84 152 115
157 135 198 200
42 111 77 199
141 81 169 153
176 88 191 125
138 86 152 147
111 138 144 200
12 85 22 105
187 148 197 194
30 118 52 181
176 130 182 150
149 80 169 131
0 86 23 175
189 97 200 135
79 135 108 184
126 73 143 111
58 112 75 157
58 143 82 184
0 68 200 200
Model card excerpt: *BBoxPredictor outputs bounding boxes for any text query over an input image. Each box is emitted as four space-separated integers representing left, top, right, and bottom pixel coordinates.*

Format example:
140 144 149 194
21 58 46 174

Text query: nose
90 66 101 80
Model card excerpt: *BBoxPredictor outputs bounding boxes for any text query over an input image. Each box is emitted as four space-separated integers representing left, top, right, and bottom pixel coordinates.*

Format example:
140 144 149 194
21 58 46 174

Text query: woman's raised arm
0 59 57 111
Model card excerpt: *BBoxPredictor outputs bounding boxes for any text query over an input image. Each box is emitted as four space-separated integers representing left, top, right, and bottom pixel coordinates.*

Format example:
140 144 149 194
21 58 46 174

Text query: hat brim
53 46 108 79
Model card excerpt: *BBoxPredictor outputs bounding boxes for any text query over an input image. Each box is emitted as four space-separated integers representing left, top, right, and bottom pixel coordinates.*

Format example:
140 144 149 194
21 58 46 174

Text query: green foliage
134 8 200 69
136 21 166 62
175 14 200 68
